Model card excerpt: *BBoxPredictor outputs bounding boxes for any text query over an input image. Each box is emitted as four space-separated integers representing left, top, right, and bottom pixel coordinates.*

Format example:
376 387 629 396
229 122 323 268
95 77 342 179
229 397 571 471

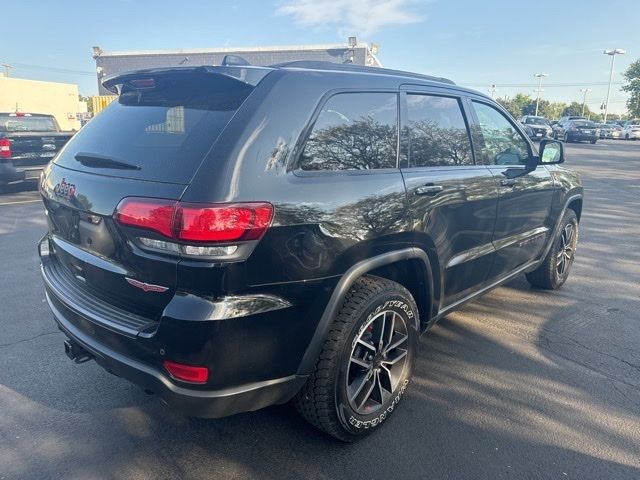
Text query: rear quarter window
53 74 252 184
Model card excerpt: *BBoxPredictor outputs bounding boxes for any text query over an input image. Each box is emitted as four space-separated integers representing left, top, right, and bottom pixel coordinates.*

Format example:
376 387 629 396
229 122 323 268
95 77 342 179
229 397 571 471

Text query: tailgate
5 132 72 167
41 164 185 323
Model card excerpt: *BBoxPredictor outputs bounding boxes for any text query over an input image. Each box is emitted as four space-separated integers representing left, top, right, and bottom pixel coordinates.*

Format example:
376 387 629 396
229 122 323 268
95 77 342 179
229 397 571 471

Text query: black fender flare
538 192 583 263
296 247 434 375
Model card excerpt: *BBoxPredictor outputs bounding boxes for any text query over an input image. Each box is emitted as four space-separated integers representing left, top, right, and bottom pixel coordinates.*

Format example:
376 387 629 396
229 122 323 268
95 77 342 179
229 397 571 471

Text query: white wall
0 77 81 131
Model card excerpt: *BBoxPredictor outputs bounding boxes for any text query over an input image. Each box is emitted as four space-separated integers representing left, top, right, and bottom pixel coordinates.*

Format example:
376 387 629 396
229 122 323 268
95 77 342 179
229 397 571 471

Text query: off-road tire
526 209 578 289
293 275 419 442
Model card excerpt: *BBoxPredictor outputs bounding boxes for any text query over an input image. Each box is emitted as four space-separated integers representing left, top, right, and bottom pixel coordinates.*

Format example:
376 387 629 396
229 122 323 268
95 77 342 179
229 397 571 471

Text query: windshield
53 73 253 184
525 117 549 125
0 115 58 132
572 121 596 127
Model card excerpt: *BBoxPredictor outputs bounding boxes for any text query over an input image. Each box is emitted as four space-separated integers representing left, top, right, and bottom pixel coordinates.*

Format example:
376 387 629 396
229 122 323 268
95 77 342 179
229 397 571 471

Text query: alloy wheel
556 223 575 276
346 310 409 415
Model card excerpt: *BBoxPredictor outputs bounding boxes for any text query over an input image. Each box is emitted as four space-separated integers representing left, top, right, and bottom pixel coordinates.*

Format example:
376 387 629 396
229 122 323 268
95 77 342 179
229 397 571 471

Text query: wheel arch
296 248 435 375
567 197 583 222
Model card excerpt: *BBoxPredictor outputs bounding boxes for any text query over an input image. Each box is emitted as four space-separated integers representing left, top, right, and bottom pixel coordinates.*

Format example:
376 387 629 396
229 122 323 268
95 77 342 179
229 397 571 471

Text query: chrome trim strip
493 226 549 252
446 226 549 269
447 242 496 268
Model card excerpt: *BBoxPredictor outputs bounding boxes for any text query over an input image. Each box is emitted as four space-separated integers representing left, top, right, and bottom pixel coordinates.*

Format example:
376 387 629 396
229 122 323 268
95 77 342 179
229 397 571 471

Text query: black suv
39 62 582 441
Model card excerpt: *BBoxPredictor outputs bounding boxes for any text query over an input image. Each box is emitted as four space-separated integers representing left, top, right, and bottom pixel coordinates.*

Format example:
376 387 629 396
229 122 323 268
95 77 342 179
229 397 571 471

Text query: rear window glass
54 73 252 184
0 115 58 132
299 92 398 171
524 117 549 125
572 121 595 127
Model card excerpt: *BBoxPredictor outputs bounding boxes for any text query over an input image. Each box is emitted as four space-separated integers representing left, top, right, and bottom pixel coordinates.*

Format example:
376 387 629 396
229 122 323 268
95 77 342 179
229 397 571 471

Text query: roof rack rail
269 61 455 85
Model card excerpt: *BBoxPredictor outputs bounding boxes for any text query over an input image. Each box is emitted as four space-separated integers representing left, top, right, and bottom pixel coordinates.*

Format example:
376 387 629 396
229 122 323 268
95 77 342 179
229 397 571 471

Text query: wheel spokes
346 309 410 415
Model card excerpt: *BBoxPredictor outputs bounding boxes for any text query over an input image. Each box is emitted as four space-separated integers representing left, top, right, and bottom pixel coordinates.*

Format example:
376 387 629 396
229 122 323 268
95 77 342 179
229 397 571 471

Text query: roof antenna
179 56 189 65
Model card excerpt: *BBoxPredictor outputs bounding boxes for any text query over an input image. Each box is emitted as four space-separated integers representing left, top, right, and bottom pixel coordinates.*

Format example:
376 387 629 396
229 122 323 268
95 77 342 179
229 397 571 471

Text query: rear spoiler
102 65 274 95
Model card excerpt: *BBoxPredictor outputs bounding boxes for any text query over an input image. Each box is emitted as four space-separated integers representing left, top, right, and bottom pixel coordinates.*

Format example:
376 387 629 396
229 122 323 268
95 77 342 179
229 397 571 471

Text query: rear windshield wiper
74 153 141 170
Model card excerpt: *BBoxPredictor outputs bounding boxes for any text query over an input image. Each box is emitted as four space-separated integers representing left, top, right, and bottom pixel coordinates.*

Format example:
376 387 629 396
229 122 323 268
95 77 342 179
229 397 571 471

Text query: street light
534 73 548 116
580 88 592 117
603 48 626 123
488 84 498 99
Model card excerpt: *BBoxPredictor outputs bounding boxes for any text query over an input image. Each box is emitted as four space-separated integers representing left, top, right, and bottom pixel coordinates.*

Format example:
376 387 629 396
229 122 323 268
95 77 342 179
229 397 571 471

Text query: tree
561 102 585 117
622 58 640 118
496 93 535 118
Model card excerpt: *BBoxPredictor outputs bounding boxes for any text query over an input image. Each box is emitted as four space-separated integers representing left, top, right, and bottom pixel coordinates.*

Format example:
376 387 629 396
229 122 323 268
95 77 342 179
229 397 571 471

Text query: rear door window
299 92 398 171
54 73 252 184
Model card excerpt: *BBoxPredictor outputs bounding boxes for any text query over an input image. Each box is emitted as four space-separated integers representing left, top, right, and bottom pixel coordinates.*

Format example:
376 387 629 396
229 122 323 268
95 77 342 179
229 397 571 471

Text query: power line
1 61 95 76
461 81 624 88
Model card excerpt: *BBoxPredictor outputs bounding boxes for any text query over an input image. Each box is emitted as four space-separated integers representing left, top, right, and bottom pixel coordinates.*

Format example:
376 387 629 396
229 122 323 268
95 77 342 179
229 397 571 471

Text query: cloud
276 0 425 37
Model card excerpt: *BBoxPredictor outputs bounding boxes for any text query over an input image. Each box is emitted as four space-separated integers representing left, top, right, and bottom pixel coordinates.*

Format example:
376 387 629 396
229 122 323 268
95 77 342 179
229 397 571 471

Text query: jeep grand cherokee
39 61 583 441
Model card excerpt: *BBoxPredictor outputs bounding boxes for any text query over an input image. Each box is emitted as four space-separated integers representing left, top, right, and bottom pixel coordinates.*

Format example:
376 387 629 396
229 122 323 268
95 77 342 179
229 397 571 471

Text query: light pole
534 73 548 116
603 49 626 123
488 84 498 99
580 88 592 117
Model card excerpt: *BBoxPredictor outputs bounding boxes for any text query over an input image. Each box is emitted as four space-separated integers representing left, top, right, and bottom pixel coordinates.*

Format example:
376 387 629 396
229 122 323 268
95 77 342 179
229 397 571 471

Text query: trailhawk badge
125 277 169 293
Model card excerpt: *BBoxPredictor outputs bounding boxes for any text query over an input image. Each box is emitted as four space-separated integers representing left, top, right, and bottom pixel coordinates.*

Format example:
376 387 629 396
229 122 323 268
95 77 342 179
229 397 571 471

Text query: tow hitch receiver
64 339 93 364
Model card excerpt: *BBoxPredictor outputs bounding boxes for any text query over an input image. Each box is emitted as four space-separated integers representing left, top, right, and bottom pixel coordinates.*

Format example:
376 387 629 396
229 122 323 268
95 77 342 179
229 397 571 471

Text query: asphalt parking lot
1 140 639 480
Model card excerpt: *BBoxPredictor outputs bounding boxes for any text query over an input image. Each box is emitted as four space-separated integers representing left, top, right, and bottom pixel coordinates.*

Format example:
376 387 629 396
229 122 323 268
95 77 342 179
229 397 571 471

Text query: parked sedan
621 124 640 140
562 120 598 144
597 123 622 139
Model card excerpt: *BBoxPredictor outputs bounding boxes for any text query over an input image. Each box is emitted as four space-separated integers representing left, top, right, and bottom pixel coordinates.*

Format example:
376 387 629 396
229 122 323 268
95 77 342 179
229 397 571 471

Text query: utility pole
580 88 592 117
603 49 626 123
488 84 498 99
534 73 548 116
1 64 12 77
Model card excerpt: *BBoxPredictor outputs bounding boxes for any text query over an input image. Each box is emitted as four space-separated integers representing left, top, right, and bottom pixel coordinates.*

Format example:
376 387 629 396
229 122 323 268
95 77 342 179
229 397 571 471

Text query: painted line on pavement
0 199 41 206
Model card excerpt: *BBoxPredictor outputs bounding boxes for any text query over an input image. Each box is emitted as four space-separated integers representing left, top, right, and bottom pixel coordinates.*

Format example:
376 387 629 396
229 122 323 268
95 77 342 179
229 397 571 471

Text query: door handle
500 178 516 187
415 184 443 196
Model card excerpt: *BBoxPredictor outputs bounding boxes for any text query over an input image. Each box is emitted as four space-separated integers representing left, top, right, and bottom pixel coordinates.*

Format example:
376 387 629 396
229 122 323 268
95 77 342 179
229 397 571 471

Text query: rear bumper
39 236 316 418
46 291 307 417
0 163 25 184
0 162 43 184
566 132 597 141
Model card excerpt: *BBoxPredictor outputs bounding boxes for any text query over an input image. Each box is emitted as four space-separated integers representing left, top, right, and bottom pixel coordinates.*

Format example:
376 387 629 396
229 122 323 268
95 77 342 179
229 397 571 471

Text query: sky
3 0 639 115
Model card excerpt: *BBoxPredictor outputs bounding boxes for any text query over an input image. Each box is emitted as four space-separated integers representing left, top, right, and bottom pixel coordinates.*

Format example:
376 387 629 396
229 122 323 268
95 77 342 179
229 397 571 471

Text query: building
0 76 82 131
92 38 382 94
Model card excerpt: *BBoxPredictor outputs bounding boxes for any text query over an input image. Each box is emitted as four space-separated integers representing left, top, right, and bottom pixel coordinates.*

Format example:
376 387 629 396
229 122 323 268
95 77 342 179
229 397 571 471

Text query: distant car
0 112 74 189
561 120 598 144
597 123 622 139
620 124 640 140
552 116 587 140
519 115 552 140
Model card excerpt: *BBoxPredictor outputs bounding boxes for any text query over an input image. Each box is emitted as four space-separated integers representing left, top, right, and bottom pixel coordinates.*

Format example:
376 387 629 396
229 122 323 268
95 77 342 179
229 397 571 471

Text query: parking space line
0 199 41 206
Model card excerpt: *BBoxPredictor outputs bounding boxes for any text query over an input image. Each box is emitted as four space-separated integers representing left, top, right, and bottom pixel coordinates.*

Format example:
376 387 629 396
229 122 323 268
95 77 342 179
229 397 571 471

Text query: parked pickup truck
0 112 74 188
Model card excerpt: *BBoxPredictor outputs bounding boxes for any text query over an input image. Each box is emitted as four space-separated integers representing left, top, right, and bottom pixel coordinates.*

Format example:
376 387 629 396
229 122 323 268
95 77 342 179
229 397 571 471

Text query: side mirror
539 139 564 164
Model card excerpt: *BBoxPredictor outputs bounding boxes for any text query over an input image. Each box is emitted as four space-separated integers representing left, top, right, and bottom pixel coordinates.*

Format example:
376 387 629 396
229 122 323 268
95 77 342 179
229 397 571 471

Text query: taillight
0 138 11 159
177 204 274 242
163 360 209 384
115 198 177 238
115 198 274 257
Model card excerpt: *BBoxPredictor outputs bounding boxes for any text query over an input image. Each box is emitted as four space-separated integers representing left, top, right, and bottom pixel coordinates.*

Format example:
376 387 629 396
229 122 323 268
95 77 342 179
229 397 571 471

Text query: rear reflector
115 198 274 244
0 138 11 159
163 360 209 384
